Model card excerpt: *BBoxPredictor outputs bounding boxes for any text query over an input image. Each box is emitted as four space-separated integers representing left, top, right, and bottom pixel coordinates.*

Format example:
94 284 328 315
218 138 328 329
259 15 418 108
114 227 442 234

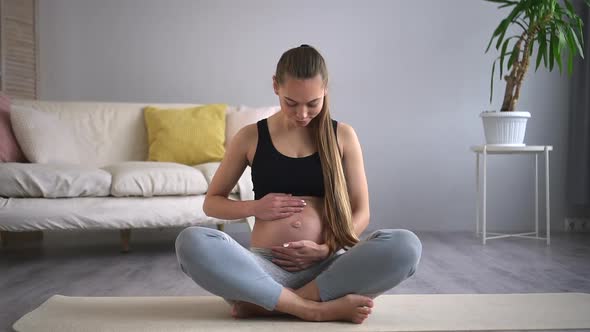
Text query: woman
175 44 422 324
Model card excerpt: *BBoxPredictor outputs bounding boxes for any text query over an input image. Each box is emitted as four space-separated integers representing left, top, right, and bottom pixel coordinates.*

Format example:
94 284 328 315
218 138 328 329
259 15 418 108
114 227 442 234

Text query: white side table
470 145 553 245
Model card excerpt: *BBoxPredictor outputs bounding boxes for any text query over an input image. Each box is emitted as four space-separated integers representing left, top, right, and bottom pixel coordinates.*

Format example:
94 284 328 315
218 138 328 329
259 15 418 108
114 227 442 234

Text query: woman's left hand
270 240 330 272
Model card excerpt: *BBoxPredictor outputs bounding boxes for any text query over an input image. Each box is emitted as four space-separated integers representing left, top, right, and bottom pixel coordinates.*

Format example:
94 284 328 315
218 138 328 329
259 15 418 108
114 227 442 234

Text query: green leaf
493 19 509 38
567 48 574 76
494 18 512 50
554 26 564 73
549 29 555 71
496 29 508 50
493 49 518 62
485 35 496 53
563 0 575 14
508 44 520 69
542 27 549 68
485 0 518 6
576 18 585 59
561 25 577 76
496 36 519 73
569 26 584 58
485 0 538 55
485 0 515 3
486 19 509 53
499 3 515 8
503 0 531 31
490 60 497 104
535 30 546 71
564 26 579 58
499 37 512 78
558 1 574 20
513 19 528 32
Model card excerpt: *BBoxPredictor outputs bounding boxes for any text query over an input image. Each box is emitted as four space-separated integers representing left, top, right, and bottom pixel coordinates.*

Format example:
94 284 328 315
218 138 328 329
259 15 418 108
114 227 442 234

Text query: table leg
545 147 550 245
483 146 487 245
476 153 480 237
535 153 539 237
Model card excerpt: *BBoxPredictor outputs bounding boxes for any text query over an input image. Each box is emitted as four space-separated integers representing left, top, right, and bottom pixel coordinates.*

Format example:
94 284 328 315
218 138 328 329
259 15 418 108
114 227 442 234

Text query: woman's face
273 74 326 127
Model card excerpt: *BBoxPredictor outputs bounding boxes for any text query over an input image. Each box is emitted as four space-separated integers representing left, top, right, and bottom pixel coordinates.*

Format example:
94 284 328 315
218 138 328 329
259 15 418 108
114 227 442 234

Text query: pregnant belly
250 195 325 248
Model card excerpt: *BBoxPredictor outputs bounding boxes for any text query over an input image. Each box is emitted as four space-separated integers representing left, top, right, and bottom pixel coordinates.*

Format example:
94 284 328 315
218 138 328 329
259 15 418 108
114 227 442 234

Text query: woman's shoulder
333 120 355 138
233 122 259 142
233 116 275 145
333 121 360 156
229 122 261 166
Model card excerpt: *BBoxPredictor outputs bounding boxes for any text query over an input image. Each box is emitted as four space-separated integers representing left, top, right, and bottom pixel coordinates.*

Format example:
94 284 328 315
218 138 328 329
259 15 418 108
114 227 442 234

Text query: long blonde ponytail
275 45 360 255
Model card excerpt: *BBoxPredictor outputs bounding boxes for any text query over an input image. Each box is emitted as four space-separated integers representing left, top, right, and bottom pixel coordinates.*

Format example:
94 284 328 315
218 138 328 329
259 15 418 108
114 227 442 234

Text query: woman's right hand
253 193 306 221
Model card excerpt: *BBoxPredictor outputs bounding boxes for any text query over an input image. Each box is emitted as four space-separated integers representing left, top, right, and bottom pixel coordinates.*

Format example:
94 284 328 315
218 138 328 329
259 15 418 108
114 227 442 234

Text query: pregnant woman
175 44 422 324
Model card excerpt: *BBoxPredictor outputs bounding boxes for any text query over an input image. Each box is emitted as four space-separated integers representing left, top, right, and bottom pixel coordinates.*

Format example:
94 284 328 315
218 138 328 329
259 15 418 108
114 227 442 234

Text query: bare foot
231 301 287 318
231 288 296 319
310 294 374 324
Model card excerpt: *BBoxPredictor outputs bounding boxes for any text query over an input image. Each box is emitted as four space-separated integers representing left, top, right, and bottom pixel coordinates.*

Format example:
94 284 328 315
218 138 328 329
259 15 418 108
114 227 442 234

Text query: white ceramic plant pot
480 110 531 146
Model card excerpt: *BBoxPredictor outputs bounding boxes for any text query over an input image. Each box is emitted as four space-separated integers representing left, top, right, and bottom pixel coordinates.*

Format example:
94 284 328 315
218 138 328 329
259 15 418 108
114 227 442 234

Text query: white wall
38 0 571 234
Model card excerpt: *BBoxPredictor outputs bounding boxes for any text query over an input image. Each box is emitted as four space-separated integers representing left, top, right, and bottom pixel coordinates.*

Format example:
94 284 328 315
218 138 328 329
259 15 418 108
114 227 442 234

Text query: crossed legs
232 228 422 318
175 227 422 323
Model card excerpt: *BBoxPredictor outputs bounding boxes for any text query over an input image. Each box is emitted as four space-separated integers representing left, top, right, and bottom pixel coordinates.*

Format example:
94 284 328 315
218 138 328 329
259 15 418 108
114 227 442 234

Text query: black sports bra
251 118 338 200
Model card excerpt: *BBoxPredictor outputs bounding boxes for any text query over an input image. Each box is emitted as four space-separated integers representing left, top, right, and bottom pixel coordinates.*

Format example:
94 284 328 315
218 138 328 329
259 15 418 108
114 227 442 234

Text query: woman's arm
204 196 257 220
339 122 371 237
203 125 257 220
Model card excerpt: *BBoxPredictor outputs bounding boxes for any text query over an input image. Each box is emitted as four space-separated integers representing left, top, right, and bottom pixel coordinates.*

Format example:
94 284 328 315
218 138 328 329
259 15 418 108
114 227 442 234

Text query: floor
1 227 589 332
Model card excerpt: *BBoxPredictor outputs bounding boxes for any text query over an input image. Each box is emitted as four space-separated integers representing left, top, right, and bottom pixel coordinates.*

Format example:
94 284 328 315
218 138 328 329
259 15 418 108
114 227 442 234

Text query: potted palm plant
483 0 589 146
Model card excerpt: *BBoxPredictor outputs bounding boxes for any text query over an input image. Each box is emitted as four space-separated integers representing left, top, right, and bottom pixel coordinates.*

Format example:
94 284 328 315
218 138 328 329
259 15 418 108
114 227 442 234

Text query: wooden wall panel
1 0 37 99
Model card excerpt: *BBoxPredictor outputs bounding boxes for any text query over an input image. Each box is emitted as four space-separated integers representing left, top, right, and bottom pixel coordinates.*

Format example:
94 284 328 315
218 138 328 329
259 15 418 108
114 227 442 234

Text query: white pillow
10 105 80 164
101 161 209 197
225 105 280 147
0 162 111 198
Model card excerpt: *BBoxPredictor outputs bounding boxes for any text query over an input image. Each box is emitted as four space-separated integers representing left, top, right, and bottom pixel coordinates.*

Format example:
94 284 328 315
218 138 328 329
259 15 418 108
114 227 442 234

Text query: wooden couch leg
1 231 7 248
216 224 225 232
0 231 6 249
120 229 131 253
1 230 44 248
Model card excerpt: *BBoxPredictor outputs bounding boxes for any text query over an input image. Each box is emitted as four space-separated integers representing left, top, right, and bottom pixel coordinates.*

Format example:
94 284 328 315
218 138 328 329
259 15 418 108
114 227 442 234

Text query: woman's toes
231 302 251 318
230 304 238 317
359 306 371 314
353 314 368 324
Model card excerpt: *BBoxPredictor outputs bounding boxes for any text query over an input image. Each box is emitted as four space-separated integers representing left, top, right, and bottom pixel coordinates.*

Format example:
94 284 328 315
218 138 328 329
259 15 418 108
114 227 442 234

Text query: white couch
0 100 280 251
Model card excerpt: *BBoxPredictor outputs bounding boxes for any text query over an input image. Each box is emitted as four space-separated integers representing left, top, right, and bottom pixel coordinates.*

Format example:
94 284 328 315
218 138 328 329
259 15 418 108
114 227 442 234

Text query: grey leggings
175 226 422 311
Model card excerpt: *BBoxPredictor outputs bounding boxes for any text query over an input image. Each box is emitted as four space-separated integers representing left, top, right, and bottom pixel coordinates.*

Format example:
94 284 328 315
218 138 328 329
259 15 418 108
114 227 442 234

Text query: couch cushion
102 162 208 197
144 104 227 166
10 105 81 164
0 163 111 198
0 194 243 231
0 93 27 162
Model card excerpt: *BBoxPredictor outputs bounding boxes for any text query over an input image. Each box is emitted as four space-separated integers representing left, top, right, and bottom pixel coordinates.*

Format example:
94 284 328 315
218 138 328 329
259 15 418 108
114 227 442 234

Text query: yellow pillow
144 104 227 165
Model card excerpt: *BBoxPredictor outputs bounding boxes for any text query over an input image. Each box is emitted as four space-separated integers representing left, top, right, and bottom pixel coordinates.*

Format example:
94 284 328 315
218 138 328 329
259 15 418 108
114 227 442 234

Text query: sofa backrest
11 100 244 167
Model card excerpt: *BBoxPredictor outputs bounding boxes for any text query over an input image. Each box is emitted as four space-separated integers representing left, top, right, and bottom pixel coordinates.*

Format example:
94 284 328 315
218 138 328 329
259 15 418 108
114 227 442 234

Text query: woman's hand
270 240 330 272
253 193 306 221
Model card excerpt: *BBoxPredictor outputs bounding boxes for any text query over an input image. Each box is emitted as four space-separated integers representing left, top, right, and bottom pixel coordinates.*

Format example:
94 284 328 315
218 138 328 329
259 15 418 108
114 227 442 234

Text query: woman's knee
175 226 227 259
373 229 423 269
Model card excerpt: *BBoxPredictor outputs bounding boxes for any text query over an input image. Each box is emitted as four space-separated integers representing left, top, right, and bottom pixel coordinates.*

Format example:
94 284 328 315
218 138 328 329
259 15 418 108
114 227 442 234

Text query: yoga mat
12 293 590 331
